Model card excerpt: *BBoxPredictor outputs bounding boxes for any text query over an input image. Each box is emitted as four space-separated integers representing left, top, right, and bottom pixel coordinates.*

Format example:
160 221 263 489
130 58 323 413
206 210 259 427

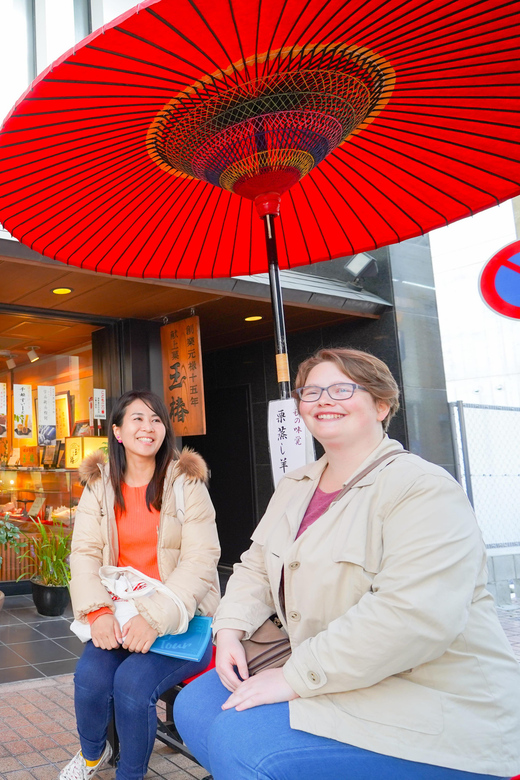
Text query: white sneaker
59 741 112 780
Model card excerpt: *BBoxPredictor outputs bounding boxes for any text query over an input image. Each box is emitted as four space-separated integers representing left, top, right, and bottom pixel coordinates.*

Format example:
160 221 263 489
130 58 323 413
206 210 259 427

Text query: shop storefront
0 310 106 586
0 229 456 582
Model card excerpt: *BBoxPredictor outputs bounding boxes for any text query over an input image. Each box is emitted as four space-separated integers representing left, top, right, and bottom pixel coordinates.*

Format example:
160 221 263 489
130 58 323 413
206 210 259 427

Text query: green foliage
0 519 25 567
17 523 71 587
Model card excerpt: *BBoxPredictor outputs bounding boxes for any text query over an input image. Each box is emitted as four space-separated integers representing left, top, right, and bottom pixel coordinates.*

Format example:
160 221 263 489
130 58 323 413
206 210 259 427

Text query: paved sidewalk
0 606 518 780
0 674 208 779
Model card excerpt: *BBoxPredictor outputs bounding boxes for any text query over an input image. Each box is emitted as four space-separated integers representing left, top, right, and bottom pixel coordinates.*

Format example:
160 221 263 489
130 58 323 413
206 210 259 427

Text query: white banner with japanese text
37 385 56 445
13 384 33 439
0 382 6 438
93 388 107 419
268 398 315 487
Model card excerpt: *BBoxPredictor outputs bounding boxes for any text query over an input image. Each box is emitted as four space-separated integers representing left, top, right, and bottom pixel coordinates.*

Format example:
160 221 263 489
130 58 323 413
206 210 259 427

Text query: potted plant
0 517 25 611
18 522 72 616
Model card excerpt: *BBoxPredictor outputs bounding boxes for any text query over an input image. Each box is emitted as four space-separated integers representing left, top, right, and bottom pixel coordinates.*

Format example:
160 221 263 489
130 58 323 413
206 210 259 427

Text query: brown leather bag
242 618 291 675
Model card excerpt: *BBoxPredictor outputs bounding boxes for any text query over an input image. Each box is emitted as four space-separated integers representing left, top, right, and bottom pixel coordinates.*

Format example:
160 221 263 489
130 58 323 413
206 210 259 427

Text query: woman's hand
121 614 158 653
91 613 122 650
222 667 299 711
215 628 248 691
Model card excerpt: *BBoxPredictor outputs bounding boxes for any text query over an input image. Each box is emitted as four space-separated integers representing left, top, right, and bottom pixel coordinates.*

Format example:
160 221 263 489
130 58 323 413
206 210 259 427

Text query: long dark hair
109 390 177 513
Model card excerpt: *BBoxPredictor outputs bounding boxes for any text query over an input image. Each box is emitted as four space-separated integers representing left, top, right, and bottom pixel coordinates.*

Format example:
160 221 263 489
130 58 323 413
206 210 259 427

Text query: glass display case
0 468 82 582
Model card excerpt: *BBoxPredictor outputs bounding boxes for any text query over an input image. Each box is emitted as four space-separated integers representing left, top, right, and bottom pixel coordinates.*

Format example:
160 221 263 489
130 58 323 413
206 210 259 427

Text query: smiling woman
62 389 220 780
110 393 171 515
173 347 520 780
292 349 399 491
113 399 166 459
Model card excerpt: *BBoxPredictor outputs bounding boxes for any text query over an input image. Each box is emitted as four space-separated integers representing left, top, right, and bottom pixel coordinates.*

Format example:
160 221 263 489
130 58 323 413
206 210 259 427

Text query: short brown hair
293 348 400 432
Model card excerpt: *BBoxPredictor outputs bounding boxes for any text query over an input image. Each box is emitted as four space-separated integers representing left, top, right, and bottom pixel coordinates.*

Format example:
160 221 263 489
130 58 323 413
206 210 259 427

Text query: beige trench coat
70 449 220 635
213 437 520 776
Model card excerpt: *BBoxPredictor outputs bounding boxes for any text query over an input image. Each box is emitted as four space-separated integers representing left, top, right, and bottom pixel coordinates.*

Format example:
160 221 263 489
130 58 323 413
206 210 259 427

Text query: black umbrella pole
263 214 291 400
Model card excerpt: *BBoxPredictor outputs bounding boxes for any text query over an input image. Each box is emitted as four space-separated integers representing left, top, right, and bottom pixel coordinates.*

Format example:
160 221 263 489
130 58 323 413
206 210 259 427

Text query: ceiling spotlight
52 286 73 295
27 346 40 362
6 356 16 370
343 253 378 285
245 315 263 322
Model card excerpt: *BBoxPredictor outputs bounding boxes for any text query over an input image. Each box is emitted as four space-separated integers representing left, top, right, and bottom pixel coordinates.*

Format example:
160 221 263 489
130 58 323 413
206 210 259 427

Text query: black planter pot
31 579 70 617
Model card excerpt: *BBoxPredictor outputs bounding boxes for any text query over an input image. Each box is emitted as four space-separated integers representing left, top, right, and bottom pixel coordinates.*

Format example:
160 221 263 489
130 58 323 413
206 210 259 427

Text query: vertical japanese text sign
268 398 315 487
93 389 107 419
13 384 33 438
0 383 6 416
37 386 56 445
0 382 6 438
161 316 206 436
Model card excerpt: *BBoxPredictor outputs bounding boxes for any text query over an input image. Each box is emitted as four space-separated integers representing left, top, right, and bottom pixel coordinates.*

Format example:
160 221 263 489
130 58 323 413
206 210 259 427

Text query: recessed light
52 287 73 295
245 315 263 322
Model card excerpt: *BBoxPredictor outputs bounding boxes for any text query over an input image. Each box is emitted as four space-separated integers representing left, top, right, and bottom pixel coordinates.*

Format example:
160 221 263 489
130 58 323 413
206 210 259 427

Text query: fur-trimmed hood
78 449 107 486
78 446 208 487
171 447 209 483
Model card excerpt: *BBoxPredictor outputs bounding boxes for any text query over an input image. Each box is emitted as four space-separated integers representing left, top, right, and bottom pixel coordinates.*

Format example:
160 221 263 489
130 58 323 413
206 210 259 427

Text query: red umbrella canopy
0 0 519 279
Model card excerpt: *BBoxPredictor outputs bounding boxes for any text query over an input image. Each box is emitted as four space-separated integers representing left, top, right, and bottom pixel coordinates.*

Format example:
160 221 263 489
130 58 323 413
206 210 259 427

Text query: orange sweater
87 482 161 625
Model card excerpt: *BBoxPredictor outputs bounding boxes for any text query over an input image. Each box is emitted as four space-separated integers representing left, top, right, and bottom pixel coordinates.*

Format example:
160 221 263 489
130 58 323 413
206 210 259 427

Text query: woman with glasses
174 348 520 780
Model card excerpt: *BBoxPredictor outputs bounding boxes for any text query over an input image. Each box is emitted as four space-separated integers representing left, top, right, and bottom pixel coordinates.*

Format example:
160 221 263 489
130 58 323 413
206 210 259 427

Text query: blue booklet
150 615 212 662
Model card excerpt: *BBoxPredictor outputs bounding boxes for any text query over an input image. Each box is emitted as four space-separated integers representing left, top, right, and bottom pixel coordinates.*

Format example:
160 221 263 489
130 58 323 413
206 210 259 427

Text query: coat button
288 561 300 570
289 611 301 621
307 671 320 684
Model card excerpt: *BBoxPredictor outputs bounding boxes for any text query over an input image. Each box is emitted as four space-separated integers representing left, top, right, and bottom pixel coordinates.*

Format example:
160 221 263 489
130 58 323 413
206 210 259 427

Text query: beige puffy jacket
214 436 520 776
70 448 220 635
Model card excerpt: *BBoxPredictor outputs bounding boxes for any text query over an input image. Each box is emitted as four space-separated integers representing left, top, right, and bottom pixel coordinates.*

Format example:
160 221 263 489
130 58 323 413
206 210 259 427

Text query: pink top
279 485 343 614
296 486 342 539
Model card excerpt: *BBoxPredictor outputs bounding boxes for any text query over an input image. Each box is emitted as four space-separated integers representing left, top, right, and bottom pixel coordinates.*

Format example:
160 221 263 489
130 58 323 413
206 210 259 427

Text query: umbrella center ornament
147 43 395 203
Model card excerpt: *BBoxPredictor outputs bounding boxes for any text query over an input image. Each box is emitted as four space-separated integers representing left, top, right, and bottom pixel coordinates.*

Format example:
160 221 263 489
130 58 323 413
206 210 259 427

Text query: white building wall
0 0 33 122
429 200 520 407
90 0 136 27
0 0 138 129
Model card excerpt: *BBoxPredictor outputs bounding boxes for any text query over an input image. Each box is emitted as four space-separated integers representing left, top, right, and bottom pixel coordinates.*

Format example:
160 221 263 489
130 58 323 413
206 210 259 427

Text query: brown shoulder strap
331 449 407 506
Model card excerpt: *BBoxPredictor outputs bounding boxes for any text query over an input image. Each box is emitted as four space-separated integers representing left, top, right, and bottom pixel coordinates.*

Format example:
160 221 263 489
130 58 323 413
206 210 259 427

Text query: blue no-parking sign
479 240 520 320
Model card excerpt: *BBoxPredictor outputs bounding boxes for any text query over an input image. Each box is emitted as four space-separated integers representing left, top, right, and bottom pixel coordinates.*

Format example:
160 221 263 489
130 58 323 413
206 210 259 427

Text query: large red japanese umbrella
1 0 520 396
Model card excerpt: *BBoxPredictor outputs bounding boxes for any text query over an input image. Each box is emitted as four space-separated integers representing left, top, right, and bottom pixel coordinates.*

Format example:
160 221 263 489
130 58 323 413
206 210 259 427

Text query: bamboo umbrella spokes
147 42 395 202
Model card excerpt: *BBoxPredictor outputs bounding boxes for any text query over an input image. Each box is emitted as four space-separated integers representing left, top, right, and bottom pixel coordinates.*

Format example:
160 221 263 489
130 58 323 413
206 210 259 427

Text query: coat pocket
331 524 382 575
333 676 444 735
330 494 385 575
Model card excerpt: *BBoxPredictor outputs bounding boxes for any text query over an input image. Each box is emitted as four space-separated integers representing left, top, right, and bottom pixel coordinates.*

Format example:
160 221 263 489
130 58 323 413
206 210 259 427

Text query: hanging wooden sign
161 316 206 436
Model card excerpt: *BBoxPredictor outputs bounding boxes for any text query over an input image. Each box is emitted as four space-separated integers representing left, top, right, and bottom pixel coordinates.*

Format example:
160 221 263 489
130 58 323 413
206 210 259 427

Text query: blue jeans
174 669 510 780
74 639 212 780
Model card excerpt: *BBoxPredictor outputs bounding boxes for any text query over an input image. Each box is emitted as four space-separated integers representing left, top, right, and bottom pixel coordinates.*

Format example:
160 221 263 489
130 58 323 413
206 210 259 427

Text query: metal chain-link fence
449 402 520 549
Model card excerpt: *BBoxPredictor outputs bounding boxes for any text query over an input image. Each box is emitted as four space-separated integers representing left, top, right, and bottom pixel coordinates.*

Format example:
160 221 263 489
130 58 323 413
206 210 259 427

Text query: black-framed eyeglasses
294 383 367 402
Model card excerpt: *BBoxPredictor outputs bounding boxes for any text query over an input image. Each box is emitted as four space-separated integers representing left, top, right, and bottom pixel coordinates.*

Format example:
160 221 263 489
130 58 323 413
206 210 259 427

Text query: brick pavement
0 605 518 780
0 676 208 780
